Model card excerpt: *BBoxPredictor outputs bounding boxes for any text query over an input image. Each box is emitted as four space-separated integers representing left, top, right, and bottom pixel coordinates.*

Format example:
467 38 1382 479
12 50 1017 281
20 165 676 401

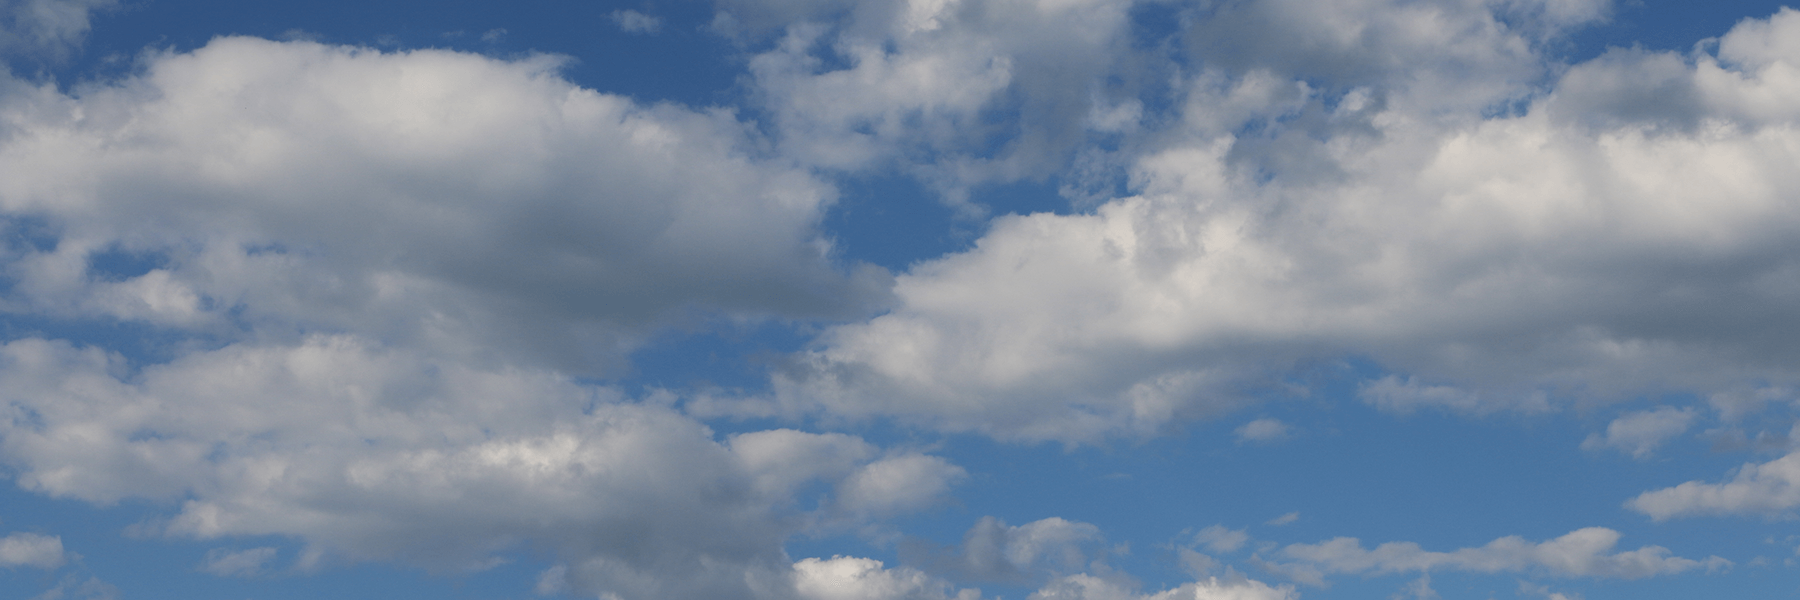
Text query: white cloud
750 6 1800 442
1581 407 1696 458
0 36 887 377
0 0 114 57
1196 525 1252 553
611 10 663 34
1265 513 1299 527
915 516 1105 582
0 334 962 599
1235 419 1291 443
1392 574 1438 600
0 532 64 569
792 556 984 600
198 547 277 577
1628 450 1800 521
1029 572 1298 600
734 0 1140 206
1277 527 1726 580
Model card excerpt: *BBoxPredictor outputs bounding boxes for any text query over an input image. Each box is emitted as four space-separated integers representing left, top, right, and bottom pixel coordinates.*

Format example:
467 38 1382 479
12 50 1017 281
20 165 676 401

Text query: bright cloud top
0 0 1794 599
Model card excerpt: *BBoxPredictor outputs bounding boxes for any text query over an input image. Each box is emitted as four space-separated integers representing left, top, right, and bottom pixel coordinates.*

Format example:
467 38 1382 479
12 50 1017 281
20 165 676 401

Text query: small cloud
1236 418 1292 443
1195 525 1250 553
0 532 64 569
611 10 663 34
1266 512 1300 526
1581 407 1696 459
198 547 277 578
480 28 507 43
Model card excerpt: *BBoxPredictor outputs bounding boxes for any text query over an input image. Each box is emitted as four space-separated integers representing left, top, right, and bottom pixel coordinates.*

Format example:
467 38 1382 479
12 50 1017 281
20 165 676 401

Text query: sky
0 0 1799 599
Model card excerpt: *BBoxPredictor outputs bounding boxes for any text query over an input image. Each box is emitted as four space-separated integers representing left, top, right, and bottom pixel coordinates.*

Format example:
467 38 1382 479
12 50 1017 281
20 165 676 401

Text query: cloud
1029 572 1298 600
1236 419 1291 443
792 556 984 600
1581 407 1697 458
1265 513 1299 527
0 0 114 58
611 10 663 34
752 6 1800 442
908 516 1105 583
0 532 65 569
0 334 962 599
0 36 887 377
1628 450 1800 521
734 0 1142 205
198 547 277 577
1197 525 1252 553
1275 527 1726 580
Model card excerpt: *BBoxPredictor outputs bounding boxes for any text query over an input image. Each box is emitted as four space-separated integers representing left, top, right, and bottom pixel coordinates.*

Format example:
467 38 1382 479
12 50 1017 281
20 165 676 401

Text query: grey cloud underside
0 37 889 376
1 0 1797 598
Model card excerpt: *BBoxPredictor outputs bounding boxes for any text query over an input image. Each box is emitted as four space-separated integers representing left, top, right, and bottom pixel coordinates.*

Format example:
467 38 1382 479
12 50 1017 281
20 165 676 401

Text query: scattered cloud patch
1275 527 1727 581
610 10 662 34
1266 513 1300 527
1581 407 1697 458
1629 451 1800 520
1236 418 1292 443
198 547 277 577
0 532 64 569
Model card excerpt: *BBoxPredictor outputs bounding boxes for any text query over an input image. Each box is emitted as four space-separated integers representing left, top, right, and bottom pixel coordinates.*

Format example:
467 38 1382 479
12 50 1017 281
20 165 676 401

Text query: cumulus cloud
0 334 961 599
733 0 1142 206
0 532 64 569
749 5 1800 442
1581 407 1697 458
907 516 1105 583
1029 572 1298 600
1274 527 1726 581
1628 451 1800 521
0 36 887 376
792 556 984 600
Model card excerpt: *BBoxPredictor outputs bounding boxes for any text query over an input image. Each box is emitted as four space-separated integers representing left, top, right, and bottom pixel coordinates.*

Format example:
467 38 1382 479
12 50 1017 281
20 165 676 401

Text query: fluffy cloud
0 334 962 599
1628 450 1800 521
733 0 1140 204
1275 527 1726 581
1581 406 1697 458
0 36 886 376
907 516 1105 583
793 556 984 600
754 6 1800 442
1029 573 1298 600
0 532 64 569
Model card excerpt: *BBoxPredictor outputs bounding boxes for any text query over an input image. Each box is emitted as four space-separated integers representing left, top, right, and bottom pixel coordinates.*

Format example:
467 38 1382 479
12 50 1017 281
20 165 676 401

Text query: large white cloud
0 36 887 375
748 5 1800 442
0 334 965 599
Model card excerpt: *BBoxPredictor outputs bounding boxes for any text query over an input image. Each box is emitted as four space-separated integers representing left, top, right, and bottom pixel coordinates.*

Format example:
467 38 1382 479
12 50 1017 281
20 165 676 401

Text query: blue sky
2 1 1799 599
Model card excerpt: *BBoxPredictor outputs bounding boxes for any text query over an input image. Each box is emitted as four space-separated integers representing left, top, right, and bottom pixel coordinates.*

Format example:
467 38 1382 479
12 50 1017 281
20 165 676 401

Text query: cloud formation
0 532 64 569
1629 450 1800 521
1274 527 1725 583
0 36 886 376
756 5 1800 442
